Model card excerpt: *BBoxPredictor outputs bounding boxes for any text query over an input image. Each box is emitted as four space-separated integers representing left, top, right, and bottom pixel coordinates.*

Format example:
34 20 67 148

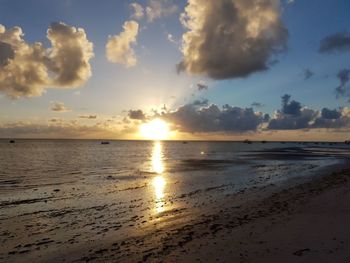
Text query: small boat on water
101 141 110 145
243 139 252 144
9 140 15 143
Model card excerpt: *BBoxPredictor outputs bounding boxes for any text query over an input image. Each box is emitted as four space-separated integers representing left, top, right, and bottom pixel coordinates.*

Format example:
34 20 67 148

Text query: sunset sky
1 0 350 140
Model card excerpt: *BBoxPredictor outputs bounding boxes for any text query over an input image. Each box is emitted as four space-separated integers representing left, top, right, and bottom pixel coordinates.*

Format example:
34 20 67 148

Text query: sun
139 118 170 140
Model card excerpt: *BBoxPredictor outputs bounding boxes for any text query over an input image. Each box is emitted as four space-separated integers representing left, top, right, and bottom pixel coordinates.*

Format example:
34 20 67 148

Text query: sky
0 0 350 140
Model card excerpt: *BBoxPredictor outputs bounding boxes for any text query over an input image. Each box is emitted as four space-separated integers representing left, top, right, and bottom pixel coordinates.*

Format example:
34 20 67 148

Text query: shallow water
0 140 349 262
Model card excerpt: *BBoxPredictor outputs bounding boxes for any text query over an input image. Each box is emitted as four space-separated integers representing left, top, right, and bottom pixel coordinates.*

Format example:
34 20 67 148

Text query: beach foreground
1 141 350 262
162 168 350 263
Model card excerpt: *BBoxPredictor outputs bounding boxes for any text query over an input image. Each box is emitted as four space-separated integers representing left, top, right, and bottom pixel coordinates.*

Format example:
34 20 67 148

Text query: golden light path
151 141 166 213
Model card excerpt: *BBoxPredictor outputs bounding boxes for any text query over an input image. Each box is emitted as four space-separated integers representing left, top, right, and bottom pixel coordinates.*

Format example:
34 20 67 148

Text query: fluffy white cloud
0 22 94 99
177 0 288 79
51 101 71 112
106 21 139 68
130 3 144 20
146 0 178 22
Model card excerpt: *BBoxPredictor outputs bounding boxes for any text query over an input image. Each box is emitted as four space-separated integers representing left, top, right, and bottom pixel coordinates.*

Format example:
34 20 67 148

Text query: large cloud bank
0 22 94 99
164 102 268 133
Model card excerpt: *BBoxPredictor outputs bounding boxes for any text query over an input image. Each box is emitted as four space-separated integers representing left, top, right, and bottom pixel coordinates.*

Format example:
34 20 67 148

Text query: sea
0 139 349 261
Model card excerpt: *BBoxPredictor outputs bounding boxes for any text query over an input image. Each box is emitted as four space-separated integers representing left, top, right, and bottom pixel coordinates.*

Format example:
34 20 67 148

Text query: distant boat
101 141 110 145
345 140 350 145
182 141 188 144
243 139 252 144
261 140 267 144
9 140 15 144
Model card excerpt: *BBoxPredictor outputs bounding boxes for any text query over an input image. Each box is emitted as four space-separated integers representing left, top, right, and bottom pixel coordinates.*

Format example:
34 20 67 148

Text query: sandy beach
1 141 350 263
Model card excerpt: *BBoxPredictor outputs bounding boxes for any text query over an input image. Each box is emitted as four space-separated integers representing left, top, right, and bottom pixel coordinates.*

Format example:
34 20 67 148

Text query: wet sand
2 166 350 262
163 168 350 263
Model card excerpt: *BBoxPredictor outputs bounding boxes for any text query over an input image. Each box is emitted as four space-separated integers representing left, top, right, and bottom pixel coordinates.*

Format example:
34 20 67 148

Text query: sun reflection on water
151 141 166 213
152 141 164 174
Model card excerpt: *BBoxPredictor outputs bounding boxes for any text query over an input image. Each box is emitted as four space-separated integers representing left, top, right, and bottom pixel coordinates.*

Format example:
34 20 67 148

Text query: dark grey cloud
313 108 350 129
128 109 146 120
335 69 350 100
268 108 317 130
321 108 341 120
178 0 288 79
251 102 264 108
0 41 14 67
303 68 314 80
192 99 209 106
281 94 302 116
319 32 350 53
268 95 317 130
268 95 350 130
197 83 208 91
163 100 267 133
79 115 97 119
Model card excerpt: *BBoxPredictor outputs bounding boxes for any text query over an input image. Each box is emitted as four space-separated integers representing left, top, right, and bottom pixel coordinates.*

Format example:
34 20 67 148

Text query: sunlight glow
139 118 170 140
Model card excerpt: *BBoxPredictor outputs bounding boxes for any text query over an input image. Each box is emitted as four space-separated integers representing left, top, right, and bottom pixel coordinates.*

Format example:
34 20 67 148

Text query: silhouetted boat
182 141 188 144
345 140 350 145
243 139 252 144
9 140 15 143
101 141 110 145
261 140 267 144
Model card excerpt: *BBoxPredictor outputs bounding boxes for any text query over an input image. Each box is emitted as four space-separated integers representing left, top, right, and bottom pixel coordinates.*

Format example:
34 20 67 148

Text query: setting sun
139 119 170 140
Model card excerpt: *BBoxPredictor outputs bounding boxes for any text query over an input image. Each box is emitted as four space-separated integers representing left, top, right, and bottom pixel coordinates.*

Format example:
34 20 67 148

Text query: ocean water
0 139 349 261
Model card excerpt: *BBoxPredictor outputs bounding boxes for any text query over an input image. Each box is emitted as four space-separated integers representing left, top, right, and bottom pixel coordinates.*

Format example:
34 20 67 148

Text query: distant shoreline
0 138 348 143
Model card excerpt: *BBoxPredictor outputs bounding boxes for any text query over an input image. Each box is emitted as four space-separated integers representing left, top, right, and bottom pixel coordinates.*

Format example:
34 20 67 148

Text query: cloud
128 109 146 120
335 69 350 100
79 115 97 119
268 95 350 130
313 107 350 129
167 33 178 44
0 121 121 139
303 68 314 80
286 0 295 4
146 0 178 22
106 20 139 68
130 3 144 20
192 99 209 106
0 22 94 99
251 102 264 108
197 82 208 91
0 41 14 67
281 94 302 115
51 101 71 112
162 100 267 133
319 32 350 53
268 95 316 130
177 0 288 80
